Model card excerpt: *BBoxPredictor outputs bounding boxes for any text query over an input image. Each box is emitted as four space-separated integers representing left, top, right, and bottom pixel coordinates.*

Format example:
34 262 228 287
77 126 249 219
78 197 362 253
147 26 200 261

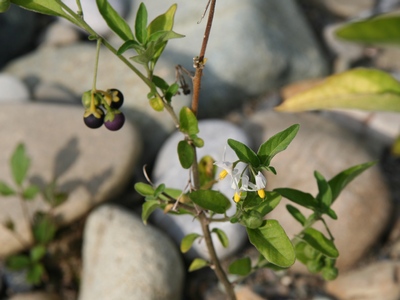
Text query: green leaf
257 124 300 166
179 106 199 135
152 75 169 91
147 30 185 44
10 0 79 26
335 15 400 46
43 181 68 207
188 258 209 272
189 190 231 214
274 188 317 210
135 182 155 196
275 68 400 112
211 228 229 248
0 181 15 196
96 0 134 41
302 228 339 258
147 4 177 36
117 39 143 55
180 233 201 253
286 204 306 226
6 254 31 270
247 220 295 268
22 184 40 200
165 82 180 102
254 191 282 217
30 245 46 262
322 266 338 280
228 257 251 276
0 0 10 13
141 200 159 225
154 183 165 197
32 213 57 244
314 171 333 210
26 263 45 285
227 139 260 167
10 143 30 186
177 140 195 169
148 95 164 111
135 2 148 44
328 161 376 202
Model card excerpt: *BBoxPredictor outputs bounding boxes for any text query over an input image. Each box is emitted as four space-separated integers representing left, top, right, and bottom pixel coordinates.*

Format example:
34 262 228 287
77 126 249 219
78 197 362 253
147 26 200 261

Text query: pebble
0 73 30 102
243 109 392 272
325 261 400 300
79 204 184 300
0 103 141 258
151 120 250 260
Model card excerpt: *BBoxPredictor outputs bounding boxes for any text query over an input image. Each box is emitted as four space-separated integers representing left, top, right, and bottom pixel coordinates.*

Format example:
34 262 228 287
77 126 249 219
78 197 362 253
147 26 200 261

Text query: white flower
232 171 266 201
253 171 266 198
214 146 238 180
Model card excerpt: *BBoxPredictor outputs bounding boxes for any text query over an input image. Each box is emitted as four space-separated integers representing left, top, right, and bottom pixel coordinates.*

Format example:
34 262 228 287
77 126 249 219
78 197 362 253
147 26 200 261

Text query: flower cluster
82 88 125 131
214 148 266 203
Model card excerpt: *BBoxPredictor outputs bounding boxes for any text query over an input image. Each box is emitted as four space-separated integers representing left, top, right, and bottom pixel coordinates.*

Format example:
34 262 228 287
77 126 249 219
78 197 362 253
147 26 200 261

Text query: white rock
0 73 30 102
79 204 184 300
152 120 249 260
244 110 392 272
0 103 141 258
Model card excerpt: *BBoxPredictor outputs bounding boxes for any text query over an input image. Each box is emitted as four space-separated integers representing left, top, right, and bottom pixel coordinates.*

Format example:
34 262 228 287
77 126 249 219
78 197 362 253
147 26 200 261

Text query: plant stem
191 0 217 115
199 212 237 299
190 0 236 299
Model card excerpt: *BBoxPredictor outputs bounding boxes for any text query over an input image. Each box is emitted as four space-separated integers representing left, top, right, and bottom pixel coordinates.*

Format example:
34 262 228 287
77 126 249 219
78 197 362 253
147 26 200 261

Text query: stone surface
244 110 392 272
0 5 37 69
79 204 184 300
123 0 328 118
0 103 141 258
0 73 30 102
8 292 61 300
325 261 400 300
321 0 374 17
40 20 81 47
152 120 249 260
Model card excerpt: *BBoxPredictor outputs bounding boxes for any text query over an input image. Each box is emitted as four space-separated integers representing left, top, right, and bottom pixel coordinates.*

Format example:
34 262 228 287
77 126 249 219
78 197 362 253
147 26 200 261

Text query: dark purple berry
106 89 124 109
83 108 104 129
104 112 125 131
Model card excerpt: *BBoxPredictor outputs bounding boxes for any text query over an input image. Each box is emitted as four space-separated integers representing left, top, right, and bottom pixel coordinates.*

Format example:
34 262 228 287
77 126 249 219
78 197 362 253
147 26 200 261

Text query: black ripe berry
106 89 124 109
83 108 104 129
105 112 125 131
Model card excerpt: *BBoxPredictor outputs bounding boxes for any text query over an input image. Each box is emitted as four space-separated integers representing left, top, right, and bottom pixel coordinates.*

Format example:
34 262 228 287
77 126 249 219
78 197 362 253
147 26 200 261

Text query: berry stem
90 38 102 111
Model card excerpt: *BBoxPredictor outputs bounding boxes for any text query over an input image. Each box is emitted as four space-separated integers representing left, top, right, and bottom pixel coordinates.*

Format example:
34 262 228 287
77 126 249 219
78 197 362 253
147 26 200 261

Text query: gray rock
0 73 30 102
325 261 400 300
0 5 37 68
79 204 184 300
321 0 374 17
244 110 392 272
152 120 249 260
0 103 141 258
40 20 81 47
8 292 61 300
124 0 328 117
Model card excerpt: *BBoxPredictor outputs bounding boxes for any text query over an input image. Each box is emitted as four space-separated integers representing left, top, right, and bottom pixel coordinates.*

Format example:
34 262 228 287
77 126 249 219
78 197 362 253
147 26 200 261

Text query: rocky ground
1 0 400 299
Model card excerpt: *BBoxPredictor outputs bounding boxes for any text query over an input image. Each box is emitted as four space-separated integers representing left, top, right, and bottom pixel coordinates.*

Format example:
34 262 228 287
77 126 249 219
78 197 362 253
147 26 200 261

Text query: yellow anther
257 189 265 199
234 192 241 203
219 169 228 180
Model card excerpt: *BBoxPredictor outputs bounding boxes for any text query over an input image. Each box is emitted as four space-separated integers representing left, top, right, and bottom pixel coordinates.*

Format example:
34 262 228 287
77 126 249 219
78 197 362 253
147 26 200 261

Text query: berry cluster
82 89 125 131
